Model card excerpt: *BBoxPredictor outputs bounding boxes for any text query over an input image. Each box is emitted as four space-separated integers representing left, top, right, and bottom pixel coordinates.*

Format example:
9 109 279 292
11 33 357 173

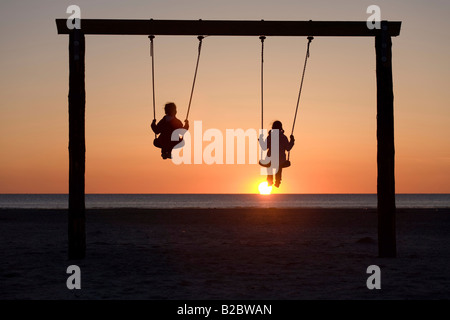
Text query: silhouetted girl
260 120 295 187
151 102 189 159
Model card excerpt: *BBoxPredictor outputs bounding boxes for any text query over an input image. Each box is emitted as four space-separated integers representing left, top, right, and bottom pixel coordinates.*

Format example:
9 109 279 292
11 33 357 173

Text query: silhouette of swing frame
55 19 401 260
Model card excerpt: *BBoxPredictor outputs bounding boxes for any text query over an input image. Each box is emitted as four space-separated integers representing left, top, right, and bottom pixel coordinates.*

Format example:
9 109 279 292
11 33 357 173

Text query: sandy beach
1 207 449 300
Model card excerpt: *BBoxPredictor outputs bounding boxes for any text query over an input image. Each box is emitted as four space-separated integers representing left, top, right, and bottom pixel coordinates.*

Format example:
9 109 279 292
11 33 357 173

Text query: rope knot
306 36 314 58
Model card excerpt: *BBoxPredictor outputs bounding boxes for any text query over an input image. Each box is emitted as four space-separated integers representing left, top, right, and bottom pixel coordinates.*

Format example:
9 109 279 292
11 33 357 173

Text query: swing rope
260 36 266 132
149 35 204 137
287 36 313 161
149 35 156 138
259 36 266 158
185 36 204 121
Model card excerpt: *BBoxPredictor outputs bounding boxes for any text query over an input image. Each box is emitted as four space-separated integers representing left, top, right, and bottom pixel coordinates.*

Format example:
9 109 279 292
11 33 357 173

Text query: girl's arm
286 135 295 151
151 119 163 134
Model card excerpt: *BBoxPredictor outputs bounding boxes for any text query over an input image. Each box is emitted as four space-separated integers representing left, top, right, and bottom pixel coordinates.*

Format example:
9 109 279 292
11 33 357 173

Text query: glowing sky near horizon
0 0 449 194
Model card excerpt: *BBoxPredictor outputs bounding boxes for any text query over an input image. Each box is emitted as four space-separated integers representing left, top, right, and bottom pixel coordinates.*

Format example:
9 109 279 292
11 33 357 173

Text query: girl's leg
275 167 283 187
267 174 274 186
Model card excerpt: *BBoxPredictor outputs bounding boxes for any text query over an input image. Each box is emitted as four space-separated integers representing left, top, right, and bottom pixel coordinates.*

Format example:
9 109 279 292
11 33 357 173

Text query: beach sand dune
1 208 449 299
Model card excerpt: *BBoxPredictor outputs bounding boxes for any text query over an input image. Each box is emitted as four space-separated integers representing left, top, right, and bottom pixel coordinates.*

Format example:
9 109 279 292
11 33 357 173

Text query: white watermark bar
66 5 81 30
170 121 281 175
367 5 382 30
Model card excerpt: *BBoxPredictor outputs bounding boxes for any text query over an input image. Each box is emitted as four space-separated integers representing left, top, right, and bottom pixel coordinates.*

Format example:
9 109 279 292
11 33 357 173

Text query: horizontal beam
56 19 401 37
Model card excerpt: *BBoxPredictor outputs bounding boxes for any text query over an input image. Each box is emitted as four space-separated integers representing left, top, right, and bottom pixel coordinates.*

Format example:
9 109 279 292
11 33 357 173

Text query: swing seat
258 160 291 168
153 138 162 148
153 137 185 149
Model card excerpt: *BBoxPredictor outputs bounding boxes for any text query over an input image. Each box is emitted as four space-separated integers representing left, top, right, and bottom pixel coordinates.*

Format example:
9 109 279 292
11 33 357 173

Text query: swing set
55 18 401 260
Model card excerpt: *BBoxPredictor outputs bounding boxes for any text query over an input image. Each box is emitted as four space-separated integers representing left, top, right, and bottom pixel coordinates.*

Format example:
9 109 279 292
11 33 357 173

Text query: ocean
0 194 448 209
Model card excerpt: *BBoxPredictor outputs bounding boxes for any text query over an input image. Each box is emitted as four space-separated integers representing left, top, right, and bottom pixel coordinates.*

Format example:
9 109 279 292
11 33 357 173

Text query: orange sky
0 0 449 194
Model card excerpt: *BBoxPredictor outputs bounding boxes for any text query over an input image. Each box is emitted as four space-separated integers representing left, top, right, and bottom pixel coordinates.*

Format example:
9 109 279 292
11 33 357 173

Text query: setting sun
258 181 272 195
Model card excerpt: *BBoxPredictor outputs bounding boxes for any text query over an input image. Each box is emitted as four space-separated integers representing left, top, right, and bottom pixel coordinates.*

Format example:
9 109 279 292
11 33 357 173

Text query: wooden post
375 21 396 258
68 29 86 259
